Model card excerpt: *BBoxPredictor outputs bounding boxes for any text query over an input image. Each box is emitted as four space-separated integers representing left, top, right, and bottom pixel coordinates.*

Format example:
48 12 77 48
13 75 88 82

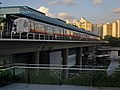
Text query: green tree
104 35 113 41
104 35 120 47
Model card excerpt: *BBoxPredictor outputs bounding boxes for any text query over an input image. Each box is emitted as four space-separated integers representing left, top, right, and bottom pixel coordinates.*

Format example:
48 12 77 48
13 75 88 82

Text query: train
0 6 100 41
11 17 100 41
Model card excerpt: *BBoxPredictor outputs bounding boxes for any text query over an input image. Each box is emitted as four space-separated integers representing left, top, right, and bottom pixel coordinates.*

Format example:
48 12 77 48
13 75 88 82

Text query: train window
35 24 38 30
46 26 53 34
79 33 81 37
38 24 44 31
71 31 74 36
64 30 67 35
0 23 4 31
59 28 63 35
54 28 60 34
23 21 28 27
69 30 71 35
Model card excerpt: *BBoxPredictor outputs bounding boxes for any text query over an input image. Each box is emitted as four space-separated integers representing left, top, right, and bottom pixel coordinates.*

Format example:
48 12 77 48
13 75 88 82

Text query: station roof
0 6 98 36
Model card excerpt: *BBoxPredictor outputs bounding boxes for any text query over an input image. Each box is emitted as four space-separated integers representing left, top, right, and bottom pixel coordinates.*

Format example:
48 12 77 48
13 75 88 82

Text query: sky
0 0 120 24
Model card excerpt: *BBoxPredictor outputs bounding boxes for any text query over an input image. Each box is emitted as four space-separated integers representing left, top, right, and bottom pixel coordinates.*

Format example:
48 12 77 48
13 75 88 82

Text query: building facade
102 20 120 39
72 17 92 31
92 24 103 38
66 17 120 39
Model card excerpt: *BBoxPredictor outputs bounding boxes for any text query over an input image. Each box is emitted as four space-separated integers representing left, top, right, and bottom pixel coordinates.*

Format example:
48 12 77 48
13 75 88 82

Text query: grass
1 68 120 87
15 69 59 85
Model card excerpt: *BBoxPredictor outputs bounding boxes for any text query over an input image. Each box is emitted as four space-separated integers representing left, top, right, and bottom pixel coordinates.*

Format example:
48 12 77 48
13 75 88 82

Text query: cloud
112 7 120 13
48 0 75 6
37 6 74 22
37 6 54 17
64 0 76 6
92 0 103 5
48 0 62 6
57 12 74 21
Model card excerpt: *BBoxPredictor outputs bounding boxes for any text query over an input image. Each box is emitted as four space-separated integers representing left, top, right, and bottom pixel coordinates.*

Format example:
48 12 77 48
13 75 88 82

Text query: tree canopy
104 35 120 47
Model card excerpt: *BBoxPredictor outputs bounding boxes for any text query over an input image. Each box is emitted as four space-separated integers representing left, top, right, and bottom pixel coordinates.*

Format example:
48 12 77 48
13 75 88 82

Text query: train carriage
11 17 100 41
0 6 100 41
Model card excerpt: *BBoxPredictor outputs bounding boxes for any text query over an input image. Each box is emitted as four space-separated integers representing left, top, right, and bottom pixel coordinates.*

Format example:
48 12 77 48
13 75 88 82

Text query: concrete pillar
76 47 82 68
82 54 88 66
93 46 96 66
31 51 40 65
62 48 68 80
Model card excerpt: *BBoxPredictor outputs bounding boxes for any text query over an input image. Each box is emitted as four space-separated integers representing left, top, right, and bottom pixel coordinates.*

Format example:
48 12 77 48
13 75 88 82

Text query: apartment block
72 17 92 31
102 20 120 38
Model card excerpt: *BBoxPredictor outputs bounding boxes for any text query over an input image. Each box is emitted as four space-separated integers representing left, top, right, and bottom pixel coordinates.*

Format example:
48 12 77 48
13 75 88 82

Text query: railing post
19 33 21 39
39 34 40 40
33 33 35 39
48 35 50 40
44 35 45 40
51 36 53 40
0 31 2 39
27 33 29 39
11 32 12 39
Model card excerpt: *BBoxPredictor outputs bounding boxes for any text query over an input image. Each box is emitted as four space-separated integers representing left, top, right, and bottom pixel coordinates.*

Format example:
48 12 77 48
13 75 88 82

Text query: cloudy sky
0 0 120 24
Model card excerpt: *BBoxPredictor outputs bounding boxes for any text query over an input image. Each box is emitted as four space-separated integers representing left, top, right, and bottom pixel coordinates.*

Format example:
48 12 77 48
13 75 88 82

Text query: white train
12 17 100 40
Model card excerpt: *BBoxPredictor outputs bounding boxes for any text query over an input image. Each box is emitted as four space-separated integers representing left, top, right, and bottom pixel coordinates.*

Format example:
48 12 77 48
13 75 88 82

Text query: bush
65 71 120 87
0 70 13 87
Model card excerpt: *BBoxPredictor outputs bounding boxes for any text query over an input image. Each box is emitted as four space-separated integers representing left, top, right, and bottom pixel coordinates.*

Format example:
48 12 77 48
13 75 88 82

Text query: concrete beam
31 51 40 64
0 40 102 55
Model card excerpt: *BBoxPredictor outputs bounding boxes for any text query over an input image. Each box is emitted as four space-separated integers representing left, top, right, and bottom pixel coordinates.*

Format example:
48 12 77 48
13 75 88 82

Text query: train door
29 21 35 33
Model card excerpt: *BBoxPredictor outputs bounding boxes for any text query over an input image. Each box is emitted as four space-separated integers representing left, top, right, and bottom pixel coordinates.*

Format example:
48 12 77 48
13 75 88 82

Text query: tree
104 35 120 47
104 35 113 41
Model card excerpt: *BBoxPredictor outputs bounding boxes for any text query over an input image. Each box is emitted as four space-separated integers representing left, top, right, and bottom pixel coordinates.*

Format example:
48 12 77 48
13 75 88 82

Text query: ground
0 83 120 90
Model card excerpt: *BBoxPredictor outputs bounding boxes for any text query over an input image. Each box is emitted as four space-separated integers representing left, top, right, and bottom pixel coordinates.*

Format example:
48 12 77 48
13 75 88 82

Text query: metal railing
1 64 120 87
0 31 66 41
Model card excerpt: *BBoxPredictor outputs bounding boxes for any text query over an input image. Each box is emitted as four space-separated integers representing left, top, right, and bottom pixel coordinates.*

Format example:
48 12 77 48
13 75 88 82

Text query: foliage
104 35 120 47
15 69 59 85
65 71 120 87
0 70 13 87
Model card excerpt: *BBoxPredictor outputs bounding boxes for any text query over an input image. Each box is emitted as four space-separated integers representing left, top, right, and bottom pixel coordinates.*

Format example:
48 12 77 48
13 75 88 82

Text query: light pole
0 2 2 5
0 2 2 8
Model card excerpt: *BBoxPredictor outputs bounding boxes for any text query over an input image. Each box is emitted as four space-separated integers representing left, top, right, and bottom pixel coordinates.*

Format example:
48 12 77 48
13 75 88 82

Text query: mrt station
0 6 107 86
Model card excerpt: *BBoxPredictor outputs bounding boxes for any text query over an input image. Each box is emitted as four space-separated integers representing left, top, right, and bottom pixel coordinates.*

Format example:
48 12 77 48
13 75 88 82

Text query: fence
0 31 70 40
0 64 120 87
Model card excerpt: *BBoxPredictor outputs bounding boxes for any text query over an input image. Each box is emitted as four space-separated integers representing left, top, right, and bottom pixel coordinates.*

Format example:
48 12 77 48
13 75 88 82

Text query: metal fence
1 64 120 87
0 31 70 40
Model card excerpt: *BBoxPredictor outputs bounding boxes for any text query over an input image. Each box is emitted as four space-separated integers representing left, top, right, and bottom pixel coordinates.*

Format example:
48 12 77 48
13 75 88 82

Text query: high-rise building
112 22 117 37
66 17 120 39
72 17 92 31
92 24 103 37
102 20 120 39
102 23 112 38
117 20 120 37
79 17 92 31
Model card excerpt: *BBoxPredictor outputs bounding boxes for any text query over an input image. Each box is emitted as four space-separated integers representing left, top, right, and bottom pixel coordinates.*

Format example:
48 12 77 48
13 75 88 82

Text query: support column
93 46 96 66
62 48 68 80
82 54 88 65
76 47 82 68
31 51 40 65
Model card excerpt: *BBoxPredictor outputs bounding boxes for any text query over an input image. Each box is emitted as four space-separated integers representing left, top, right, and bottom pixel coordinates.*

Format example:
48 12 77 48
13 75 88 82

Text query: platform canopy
0 6 99 36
